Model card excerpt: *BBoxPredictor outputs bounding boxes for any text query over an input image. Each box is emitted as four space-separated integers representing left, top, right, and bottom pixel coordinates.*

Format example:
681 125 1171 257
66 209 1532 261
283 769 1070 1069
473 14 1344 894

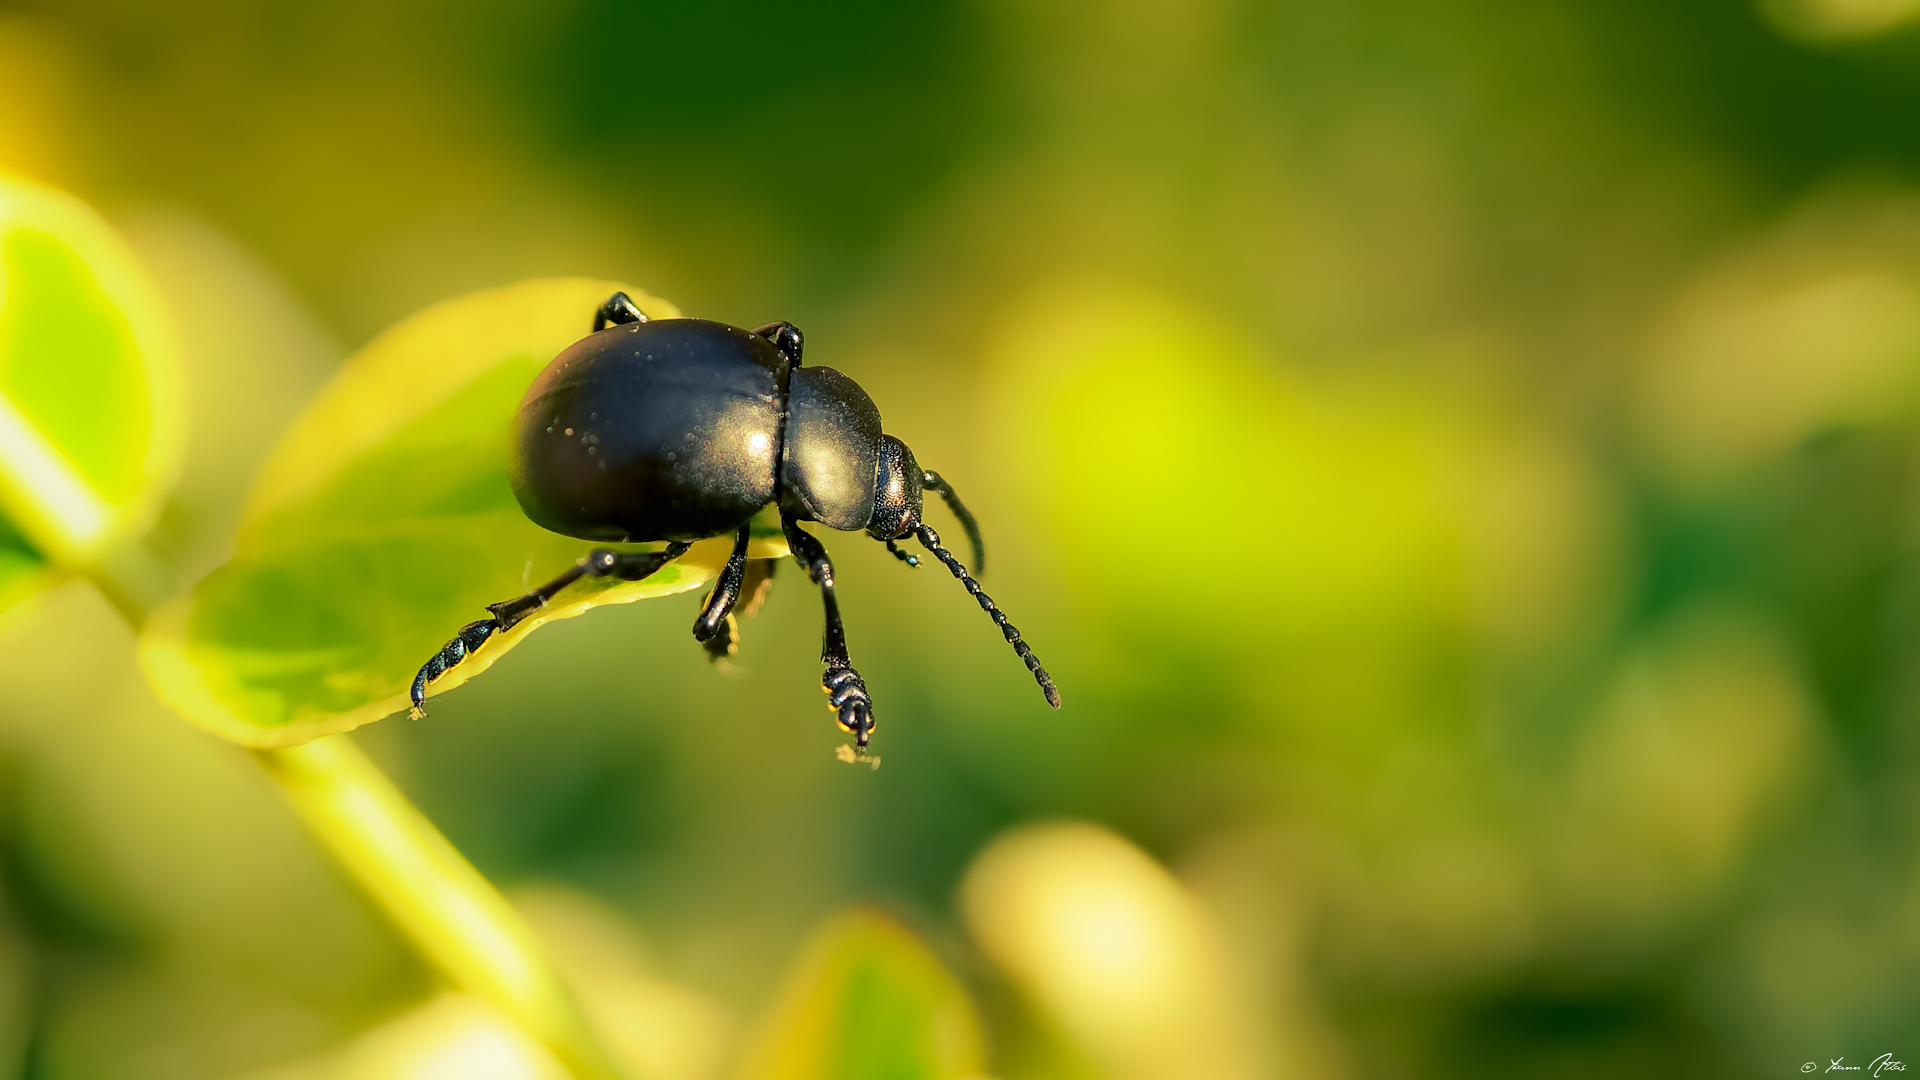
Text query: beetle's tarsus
823 665 875 748
409 618 499 717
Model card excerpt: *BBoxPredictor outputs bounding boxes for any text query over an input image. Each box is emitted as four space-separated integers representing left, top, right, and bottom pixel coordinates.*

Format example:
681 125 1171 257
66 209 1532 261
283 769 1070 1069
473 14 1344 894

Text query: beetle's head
865 435 924 541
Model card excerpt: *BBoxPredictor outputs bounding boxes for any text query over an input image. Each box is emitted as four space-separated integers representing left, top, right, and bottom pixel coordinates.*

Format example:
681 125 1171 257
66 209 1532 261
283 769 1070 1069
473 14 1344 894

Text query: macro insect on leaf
409 292 1060 762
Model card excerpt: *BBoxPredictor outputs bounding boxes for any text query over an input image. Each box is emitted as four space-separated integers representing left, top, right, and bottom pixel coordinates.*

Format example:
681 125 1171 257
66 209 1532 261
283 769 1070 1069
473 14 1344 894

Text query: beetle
408 291 1059 759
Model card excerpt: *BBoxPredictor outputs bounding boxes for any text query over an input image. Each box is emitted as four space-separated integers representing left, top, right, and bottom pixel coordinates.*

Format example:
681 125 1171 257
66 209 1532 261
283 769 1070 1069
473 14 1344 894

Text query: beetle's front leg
781 514 876 754
409 542 691 717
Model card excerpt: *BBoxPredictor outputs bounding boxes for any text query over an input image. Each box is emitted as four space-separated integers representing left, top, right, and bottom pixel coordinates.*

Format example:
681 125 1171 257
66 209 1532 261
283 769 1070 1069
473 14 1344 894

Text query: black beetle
409 292 1058 758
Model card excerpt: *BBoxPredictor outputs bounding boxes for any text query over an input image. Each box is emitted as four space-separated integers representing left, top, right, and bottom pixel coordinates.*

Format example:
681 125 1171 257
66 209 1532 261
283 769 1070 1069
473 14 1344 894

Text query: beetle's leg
920 470 985 574
702 556 778 662
781 514 876 753
593 292 649 332
409 558 596 714
408 619 500 720
589 543 693 580
751 321 804 367
410 542 692 717
740 557 777 615
915 523 1059 709
693 522 753 644
883 538 920 567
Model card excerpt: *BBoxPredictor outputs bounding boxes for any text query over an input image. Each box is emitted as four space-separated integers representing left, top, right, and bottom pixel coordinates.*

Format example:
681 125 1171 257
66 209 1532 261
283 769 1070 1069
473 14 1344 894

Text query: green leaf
741 909 990 1080
0 172 185 601
0 511 49 619
139 278 788 747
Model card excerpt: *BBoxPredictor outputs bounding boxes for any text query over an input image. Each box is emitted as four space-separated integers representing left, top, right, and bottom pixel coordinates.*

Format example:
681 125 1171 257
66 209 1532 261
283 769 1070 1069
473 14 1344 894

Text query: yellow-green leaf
0 172 184 591
139 278 788 748
741 909 989 1080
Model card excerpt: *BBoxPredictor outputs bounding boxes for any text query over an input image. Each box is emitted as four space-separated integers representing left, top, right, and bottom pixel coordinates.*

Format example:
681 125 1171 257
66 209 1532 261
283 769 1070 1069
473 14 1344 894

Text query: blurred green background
3 0 1920 1075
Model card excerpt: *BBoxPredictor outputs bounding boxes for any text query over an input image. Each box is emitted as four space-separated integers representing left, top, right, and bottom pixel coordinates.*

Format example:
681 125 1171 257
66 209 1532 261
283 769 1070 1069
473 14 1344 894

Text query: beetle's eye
866 435 924 542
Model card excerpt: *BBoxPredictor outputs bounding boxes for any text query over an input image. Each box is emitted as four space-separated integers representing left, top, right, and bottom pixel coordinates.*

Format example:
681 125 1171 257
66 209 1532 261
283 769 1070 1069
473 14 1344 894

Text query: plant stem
90 547 623 1079
256 736 625 1080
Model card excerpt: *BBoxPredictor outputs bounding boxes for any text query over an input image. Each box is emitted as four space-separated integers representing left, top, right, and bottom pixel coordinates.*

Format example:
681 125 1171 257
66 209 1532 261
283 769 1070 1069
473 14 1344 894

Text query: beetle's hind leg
409 542 692 717
751 321 803 367
781 514 876 755
593 292 649 331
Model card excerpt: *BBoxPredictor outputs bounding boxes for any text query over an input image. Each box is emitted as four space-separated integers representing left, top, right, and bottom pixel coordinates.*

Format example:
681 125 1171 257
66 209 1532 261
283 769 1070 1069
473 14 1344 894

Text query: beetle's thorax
778 365 883 531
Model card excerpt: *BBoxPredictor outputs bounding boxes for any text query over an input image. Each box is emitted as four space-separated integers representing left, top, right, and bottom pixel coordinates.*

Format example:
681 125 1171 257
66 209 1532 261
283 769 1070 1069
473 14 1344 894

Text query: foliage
0 171 183 601
0 178 989 1079
15 1 1920 1076
739 910 988 1080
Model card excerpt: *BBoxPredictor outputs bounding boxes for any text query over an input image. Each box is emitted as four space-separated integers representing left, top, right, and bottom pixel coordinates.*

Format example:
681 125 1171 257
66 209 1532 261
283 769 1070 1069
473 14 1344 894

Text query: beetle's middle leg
692 522 752 649
700 556 778 662
781 514 876 752
409 542 692 717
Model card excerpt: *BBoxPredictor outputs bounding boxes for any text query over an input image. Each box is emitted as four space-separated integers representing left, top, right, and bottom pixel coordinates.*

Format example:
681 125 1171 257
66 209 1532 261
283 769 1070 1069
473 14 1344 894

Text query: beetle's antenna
915 523 1059 708
921 471 985 575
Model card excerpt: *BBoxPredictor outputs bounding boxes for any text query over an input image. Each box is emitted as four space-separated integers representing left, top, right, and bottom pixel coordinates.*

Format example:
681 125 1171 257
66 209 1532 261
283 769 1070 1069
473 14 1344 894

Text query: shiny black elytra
409 292 1059 758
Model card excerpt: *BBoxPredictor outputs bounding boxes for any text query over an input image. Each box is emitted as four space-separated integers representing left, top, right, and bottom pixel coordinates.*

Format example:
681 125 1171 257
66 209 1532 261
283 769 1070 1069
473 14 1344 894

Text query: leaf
252 993 573 1080
960 821 1262 1080
740 909 990 1080
139 278 789 748
0 172 185 600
